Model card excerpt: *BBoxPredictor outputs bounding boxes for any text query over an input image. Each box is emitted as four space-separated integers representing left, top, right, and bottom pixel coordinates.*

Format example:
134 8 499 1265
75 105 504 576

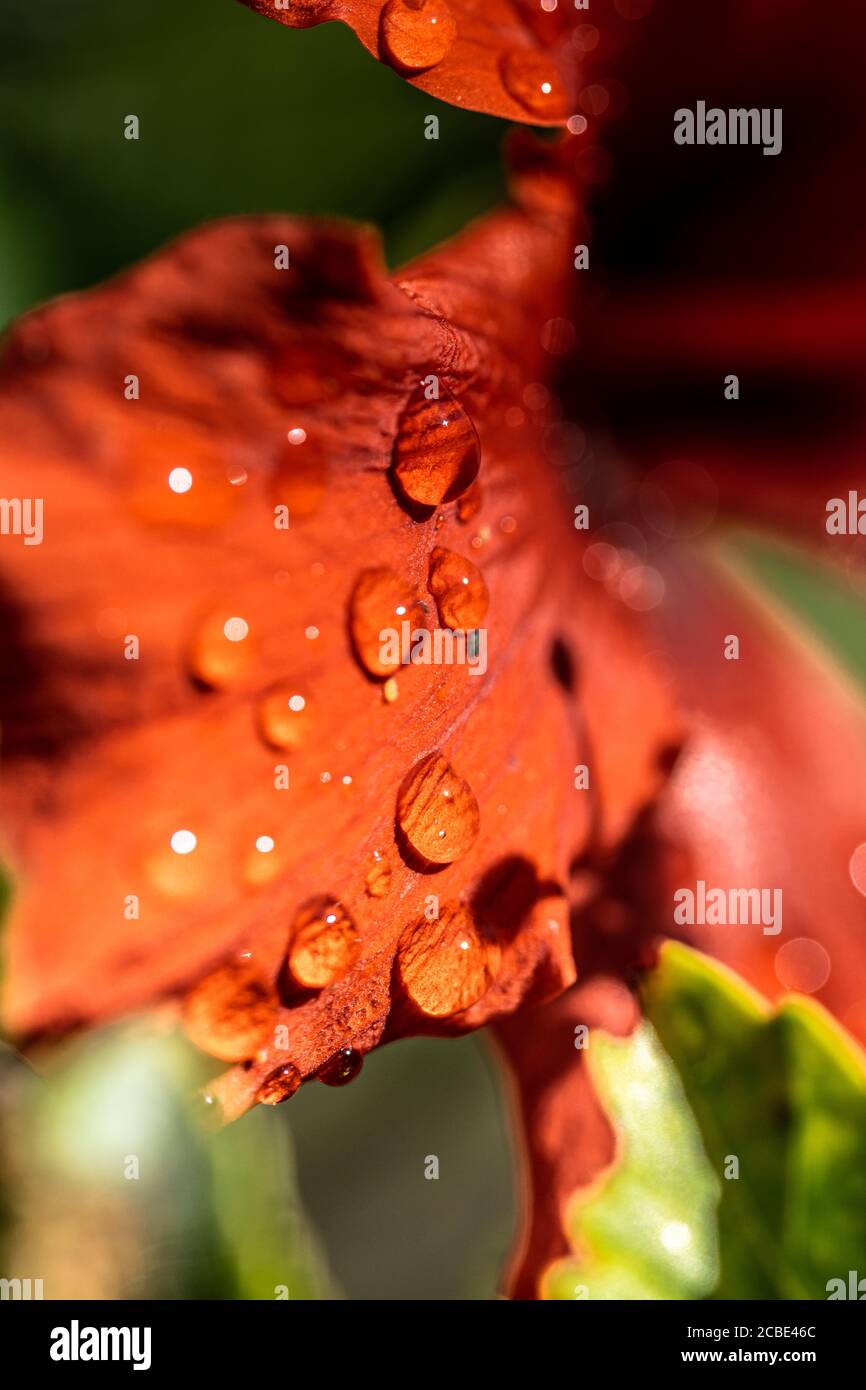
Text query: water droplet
317 1047 364 1087
188 609 254 690
365 849 392 898
381 0 457 74
397 903 500 1016
184 962 278 1062
427 546 489 629
500 51 569 121
129 421 240 529
257 685 311 751
393 385 480 508
243 833 284 888
349 568 425 678
271 430 328 518
287 896 360 989
396 751 480 865
257 1062 302 1106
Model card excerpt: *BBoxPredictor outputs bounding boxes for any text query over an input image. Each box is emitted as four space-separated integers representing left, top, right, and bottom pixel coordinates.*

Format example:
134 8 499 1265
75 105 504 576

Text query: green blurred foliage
0 1024 515 1300
546 1022 719 1301
645 943 866 1300
0 0 507 325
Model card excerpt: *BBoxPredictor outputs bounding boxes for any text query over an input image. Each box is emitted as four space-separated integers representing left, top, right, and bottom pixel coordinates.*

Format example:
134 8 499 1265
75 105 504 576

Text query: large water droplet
500 50 569 120
393 385 480 508
317 1047 364 1087
183 962 277 1062
188 609 254 690
427 546 489 629
396 751 480 865
381 0 457 73
257 685 311 751
256 1063 302 1106
271 429 328 518
365 848 392 898
287 896 360 989
397 903 500 1017
349 568 425 678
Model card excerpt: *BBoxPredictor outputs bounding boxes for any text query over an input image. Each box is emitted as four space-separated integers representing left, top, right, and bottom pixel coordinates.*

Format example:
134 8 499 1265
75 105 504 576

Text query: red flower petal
0 185 678 1125
237 0 576 125
652 548 866 1041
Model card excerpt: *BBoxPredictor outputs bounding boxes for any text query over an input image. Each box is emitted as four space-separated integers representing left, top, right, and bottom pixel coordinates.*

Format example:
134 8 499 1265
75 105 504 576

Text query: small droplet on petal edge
257 685 310 751
256 1063 302 1106
427 546 489 629
349 567 425 678
317 1047 364 1087
397 903 500 1017
183 962 278 1063
287 896 360 989
380 0 457 74
396 751 480 865
500 50 569 121
365 849 393 898
392 385 480 508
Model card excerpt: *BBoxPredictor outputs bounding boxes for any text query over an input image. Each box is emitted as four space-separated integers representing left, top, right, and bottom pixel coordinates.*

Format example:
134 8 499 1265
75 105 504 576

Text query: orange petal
0 182 678 1125
237 0 576 125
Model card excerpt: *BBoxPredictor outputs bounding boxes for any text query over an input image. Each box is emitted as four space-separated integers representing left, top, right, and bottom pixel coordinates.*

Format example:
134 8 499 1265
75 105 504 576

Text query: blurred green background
0 0 516 1301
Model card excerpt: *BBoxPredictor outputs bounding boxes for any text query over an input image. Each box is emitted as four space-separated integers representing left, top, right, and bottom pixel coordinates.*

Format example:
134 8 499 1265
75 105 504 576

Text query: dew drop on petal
349 567 425 677
500 50 569 121
396 751 480 865
256 1063 302 1106
317 1047 364 1087
397 903 500 1017
287 896 360 989
184 962 278 1062
380 0 457 74
188 610 254 690
393 385 480 508
427 546 489 629
365 848 392 898
271 430 328 518
257 685 310 751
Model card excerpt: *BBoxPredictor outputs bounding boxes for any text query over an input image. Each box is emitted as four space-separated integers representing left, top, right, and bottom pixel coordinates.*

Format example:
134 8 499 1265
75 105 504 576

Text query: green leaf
644 942 866 1299
0 1023 332 1298
544 1022 720 1300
